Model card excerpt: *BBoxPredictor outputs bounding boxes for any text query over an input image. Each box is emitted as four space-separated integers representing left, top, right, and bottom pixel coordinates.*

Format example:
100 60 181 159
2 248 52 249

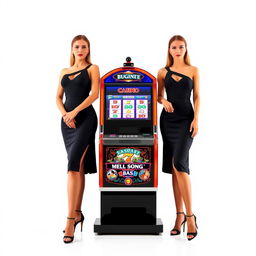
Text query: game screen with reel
105 86 151 120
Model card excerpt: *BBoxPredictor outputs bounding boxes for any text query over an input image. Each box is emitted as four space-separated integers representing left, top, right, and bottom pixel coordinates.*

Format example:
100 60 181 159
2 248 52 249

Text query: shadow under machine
94 57 163 234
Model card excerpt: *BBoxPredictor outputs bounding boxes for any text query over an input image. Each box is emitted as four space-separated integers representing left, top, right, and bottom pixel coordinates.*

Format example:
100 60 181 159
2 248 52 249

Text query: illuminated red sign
117 88 140 93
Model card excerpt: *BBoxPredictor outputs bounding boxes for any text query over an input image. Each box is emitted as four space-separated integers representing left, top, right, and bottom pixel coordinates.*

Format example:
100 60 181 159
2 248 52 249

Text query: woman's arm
192 67 200 120
74 64 100 113
56 68 76 128
56 68 67 116
190 67 200 137
63 65 100 123
157 68 174 112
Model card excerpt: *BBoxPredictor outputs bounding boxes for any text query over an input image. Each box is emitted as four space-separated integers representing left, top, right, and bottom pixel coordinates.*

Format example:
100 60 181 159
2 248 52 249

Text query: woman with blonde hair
56 35 99 243
157 35 200 241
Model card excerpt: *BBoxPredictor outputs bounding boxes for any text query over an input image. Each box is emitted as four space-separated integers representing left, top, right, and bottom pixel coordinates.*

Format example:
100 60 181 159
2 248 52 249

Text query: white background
0 0 255 255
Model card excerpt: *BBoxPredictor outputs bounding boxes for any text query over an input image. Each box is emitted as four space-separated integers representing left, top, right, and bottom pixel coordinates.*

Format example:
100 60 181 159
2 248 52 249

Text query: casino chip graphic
107 169 118 181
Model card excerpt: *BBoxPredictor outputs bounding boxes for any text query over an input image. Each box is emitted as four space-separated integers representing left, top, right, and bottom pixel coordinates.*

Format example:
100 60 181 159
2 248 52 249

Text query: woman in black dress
56 35 99 243
158 35 200 241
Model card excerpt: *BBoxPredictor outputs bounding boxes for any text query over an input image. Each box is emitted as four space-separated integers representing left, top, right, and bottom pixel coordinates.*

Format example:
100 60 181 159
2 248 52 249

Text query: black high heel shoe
63 217 75 243
170 212 187 236
63 210 84 233
186 214 198 241
74 210 84 232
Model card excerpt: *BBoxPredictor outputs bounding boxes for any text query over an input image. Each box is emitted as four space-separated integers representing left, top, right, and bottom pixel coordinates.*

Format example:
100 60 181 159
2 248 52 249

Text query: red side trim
154 134 158 187
152 78 157 126
99 134 103 187
100 79 105 126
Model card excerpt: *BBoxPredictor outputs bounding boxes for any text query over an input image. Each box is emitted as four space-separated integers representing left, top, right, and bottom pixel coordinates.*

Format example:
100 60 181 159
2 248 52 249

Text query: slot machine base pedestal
94 218 163 235
94 191 163 235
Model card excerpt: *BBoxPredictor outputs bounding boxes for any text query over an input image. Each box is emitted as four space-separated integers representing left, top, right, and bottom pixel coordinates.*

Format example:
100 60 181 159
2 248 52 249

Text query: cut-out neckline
169 68 193 81
65 64 91 80
171 74 184 82
68 72 81 81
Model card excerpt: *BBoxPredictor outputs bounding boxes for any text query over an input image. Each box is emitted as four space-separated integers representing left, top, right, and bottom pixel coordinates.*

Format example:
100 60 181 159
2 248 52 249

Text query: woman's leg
172 165 196 239
63 171 81 242
171 169 185 234
63 146 88 242
74 146 89 219
172 169 184 212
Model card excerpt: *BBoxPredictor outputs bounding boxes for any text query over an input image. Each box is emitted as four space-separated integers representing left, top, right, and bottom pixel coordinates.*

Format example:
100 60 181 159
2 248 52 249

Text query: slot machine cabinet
94 58 163 234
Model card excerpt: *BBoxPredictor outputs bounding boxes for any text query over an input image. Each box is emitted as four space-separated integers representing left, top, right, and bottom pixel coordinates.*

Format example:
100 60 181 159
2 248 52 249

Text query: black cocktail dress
61 64 97 174
160 67 194 174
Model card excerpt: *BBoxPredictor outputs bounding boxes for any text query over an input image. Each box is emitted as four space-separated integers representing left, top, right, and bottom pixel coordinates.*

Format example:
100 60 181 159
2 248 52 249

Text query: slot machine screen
105 86 151 120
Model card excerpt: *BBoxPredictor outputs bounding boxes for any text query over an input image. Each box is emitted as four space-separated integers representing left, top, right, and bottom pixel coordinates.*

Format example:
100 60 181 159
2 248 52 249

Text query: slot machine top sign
103 57 153 83
100 57 157 134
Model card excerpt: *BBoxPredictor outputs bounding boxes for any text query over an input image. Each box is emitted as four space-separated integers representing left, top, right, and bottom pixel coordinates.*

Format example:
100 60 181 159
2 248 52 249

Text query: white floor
0 194 254 256
0 220 253 256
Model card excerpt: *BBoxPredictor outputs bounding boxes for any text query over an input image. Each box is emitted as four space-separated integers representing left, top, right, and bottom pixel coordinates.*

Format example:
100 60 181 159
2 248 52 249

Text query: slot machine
94 57 163 234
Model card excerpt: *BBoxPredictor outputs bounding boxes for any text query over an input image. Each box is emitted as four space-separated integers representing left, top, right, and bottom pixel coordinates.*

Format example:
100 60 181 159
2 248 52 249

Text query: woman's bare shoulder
58 68 69 81
88 64 99 71
185 65 199 79
189 65 199 73
158 67 168 77
60 67 70 76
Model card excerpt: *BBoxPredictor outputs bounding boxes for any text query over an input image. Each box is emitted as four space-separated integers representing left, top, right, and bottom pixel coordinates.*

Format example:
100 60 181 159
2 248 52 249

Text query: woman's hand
62 111 77 128
190 119 198 138
66 119 76 128
162 99 174 113
63 110 78 123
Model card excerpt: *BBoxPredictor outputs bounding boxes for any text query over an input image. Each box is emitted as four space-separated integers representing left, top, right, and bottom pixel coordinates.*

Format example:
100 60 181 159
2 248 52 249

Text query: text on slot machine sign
117 88 140 93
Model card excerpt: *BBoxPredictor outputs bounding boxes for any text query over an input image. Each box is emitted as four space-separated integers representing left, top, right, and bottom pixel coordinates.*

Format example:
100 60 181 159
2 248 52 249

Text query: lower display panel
103 145 154 187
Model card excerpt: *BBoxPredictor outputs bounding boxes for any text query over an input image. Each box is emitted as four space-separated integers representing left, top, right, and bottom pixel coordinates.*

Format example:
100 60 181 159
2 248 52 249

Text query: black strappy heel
74 210 84 232
170 212 187 236
186 214 198 241
63 217 75 243
63 210 84 233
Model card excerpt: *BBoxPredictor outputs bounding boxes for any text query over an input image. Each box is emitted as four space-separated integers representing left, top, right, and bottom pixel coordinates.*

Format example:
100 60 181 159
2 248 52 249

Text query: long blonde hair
166 35 191 67
70 35 92 66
